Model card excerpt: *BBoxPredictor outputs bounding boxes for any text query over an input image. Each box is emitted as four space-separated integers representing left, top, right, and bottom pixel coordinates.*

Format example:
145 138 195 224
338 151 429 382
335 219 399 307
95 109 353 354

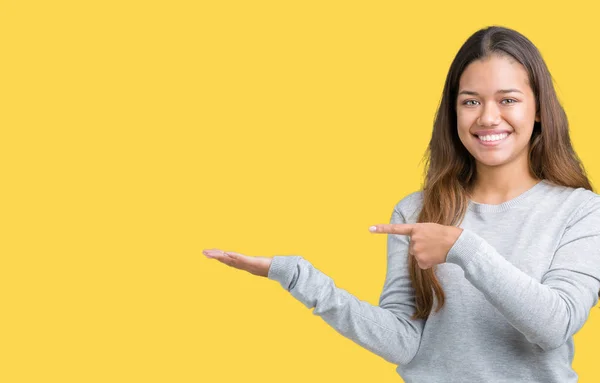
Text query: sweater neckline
467 180 548 213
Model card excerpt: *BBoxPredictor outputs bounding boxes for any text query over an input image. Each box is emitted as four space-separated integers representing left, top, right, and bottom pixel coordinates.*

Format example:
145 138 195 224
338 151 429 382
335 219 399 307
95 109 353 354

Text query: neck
469 159 540 205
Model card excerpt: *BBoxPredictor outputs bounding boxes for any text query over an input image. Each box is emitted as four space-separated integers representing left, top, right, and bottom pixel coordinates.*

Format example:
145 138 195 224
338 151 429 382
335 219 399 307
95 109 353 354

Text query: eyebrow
458 89 523 96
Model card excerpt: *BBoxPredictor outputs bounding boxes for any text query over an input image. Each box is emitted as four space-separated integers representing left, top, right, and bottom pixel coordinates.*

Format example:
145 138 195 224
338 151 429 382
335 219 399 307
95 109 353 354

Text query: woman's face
456 54 539 170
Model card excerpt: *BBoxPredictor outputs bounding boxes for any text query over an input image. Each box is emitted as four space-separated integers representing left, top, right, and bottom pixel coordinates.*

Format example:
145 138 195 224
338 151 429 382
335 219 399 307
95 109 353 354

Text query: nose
477 102 501 127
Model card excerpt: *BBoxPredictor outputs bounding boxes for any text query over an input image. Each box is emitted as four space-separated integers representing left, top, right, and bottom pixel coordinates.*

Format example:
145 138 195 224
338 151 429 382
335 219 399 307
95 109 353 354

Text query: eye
463 100 480 106
501 98 518 104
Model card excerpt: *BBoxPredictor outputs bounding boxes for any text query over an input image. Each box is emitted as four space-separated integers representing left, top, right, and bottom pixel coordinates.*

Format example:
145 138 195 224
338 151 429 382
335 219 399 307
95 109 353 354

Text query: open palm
202 249 272 277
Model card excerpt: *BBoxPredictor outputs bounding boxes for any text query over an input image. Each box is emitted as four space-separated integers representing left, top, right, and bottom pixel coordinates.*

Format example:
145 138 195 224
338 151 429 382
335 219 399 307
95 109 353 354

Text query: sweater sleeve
267 203 425 365
446 195 600 351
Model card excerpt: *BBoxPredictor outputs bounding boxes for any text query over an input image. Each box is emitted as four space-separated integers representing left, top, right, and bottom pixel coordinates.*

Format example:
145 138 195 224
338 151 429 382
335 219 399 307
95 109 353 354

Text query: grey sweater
267 180 600 383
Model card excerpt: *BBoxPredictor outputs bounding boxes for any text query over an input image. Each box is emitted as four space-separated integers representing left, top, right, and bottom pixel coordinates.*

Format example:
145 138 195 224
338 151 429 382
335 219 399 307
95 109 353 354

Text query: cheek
456 111 475 135
504 105 536 127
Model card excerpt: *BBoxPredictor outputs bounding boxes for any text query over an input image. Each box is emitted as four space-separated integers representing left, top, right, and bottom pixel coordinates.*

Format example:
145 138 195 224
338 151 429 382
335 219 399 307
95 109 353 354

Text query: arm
268 206 425 365
446 196 600 351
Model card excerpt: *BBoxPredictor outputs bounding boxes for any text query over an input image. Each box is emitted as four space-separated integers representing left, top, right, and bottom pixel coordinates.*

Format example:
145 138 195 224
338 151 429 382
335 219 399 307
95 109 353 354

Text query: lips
472 129 512 137
475 132 511 146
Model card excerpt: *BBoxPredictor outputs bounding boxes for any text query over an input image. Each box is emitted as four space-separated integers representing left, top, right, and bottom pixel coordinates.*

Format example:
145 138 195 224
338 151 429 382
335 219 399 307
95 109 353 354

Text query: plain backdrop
1 1 599 382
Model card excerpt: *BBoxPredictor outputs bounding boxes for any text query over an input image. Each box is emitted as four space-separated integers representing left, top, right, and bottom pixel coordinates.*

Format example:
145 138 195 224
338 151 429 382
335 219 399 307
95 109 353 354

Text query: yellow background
2 1 599 382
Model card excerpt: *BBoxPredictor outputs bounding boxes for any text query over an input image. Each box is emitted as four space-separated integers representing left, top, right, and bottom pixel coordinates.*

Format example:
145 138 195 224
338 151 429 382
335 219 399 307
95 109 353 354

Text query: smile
474 132 511 146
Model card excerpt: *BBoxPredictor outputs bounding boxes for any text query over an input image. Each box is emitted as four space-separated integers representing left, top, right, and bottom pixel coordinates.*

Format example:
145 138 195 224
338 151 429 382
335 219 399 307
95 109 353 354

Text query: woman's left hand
369 223 463 269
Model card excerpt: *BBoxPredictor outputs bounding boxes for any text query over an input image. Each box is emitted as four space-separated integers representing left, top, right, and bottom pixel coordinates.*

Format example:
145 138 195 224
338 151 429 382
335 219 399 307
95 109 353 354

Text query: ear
535 113 540 123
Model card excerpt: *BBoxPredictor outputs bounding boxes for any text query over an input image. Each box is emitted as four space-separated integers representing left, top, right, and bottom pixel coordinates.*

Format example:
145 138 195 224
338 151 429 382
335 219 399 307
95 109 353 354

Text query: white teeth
478 133 509 142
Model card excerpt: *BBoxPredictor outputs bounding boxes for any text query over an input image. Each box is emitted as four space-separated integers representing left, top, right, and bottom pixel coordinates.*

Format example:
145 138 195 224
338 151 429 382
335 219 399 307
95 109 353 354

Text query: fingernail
369 226 377 232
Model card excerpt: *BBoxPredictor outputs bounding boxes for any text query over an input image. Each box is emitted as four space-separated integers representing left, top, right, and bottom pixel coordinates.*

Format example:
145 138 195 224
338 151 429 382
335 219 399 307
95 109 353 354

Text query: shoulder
393 190 424 224
541 180 600 231
564 189 600 232
541 180 596 201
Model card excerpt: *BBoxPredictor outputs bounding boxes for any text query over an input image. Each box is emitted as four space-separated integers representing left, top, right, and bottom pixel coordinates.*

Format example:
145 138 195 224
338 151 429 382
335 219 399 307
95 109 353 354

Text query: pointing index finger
369 224 414 235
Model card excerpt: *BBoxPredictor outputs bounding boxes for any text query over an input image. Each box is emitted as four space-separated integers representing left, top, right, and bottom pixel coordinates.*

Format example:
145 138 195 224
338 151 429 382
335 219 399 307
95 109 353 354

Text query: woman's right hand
202 249 272 278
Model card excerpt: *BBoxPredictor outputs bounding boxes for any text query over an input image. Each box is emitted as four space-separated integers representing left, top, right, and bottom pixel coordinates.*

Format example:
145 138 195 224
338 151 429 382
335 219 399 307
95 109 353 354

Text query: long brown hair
410 26 594 320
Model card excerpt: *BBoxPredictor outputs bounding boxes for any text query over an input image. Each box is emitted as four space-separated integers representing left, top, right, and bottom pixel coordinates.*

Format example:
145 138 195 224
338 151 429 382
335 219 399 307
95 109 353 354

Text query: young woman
203 26 600 382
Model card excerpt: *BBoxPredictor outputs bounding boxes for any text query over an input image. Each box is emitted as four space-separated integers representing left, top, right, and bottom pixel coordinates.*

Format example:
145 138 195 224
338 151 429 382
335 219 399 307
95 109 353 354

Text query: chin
473 153 515 168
